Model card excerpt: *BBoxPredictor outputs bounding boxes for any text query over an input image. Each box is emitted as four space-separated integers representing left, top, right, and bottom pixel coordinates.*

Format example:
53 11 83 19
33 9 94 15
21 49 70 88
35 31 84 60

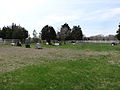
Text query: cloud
37 15 79 26
0 0 47 24
81 8 120 22
0 0 120 36
101 8 120 19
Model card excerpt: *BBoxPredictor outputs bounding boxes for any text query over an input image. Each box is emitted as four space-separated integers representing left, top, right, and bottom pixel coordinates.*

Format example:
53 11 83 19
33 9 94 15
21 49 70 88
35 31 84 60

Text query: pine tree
41 25 56 45
71 25 83 40
116 24 120 40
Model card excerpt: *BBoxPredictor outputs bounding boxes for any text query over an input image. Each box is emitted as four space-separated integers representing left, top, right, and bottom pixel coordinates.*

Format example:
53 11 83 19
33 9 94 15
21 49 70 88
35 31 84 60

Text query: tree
56 32 61 41
116 24 120 40
39 33 41 40
33 29 37 38
59 23 71 41
41 25 56 45
0 29 2 38
1 23 28 41
71 25 83 40
1 26 12 39
11 24 28 40
32 29 40 43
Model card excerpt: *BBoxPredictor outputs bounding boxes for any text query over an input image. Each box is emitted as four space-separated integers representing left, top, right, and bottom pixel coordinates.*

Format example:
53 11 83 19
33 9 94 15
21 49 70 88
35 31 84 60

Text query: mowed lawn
0 43 120 90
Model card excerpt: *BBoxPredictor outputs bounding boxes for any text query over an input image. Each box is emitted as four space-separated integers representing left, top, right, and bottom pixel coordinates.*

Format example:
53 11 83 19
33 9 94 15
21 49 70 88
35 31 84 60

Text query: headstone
46 42 49 45
111 42 117 46
11 43 15 46
71 40 76 45
25 38 31 48
54 43 60 46
72 43 76 45
35 43 42 49
16 41 22 47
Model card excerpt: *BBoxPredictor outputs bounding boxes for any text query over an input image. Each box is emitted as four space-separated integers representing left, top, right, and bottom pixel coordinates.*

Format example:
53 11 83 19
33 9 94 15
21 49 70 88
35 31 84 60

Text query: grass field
0 43 120 90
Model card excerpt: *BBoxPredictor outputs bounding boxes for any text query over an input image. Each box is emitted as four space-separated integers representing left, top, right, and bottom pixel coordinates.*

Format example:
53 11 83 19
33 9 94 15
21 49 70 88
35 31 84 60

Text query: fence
0 39 119 44
82 40 119 43
2 39 20 44
66 40 120 44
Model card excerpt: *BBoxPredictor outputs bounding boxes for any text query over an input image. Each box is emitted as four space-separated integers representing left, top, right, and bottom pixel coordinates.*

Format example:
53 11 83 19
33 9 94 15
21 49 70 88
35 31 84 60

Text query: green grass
1 59 120 90
2 42 120 51
0 44 11 47
39 43 120 51
0 43 120 90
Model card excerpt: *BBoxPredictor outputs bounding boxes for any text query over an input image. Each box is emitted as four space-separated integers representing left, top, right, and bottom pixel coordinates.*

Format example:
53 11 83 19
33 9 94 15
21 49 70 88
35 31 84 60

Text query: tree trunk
64 40 66 44
47 39 52 45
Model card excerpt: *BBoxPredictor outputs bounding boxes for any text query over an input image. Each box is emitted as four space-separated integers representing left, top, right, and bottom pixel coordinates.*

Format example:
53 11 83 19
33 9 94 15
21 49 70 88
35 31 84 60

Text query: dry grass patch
107 51 120 66
0 46 117 73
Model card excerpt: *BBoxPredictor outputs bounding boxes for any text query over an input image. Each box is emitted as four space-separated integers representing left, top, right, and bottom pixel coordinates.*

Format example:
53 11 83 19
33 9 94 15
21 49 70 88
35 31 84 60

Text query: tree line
0 23 120 45
41 23 83 45
0 23 28 41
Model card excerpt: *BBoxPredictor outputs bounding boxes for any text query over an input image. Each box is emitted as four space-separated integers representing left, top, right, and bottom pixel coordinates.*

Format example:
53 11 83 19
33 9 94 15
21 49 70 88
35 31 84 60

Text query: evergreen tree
116 24 120 40
71 25 83 40
41 25 56 45
1 23 28 41
59 23 71 41
0 29 2 38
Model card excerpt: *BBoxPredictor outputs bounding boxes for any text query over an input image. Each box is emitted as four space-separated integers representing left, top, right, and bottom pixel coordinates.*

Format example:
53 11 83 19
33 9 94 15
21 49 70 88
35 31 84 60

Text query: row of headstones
11 40 117 48
71 41 119 46
11 41 42 49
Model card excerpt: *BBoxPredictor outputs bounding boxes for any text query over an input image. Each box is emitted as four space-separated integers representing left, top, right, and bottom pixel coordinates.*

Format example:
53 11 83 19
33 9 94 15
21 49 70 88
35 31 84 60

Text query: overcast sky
0 0 120 37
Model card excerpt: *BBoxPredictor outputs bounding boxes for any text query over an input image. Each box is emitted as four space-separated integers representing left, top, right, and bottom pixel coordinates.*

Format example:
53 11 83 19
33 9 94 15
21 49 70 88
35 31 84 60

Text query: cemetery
1 0 120 89
0 24 120 89
0 42 120 89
